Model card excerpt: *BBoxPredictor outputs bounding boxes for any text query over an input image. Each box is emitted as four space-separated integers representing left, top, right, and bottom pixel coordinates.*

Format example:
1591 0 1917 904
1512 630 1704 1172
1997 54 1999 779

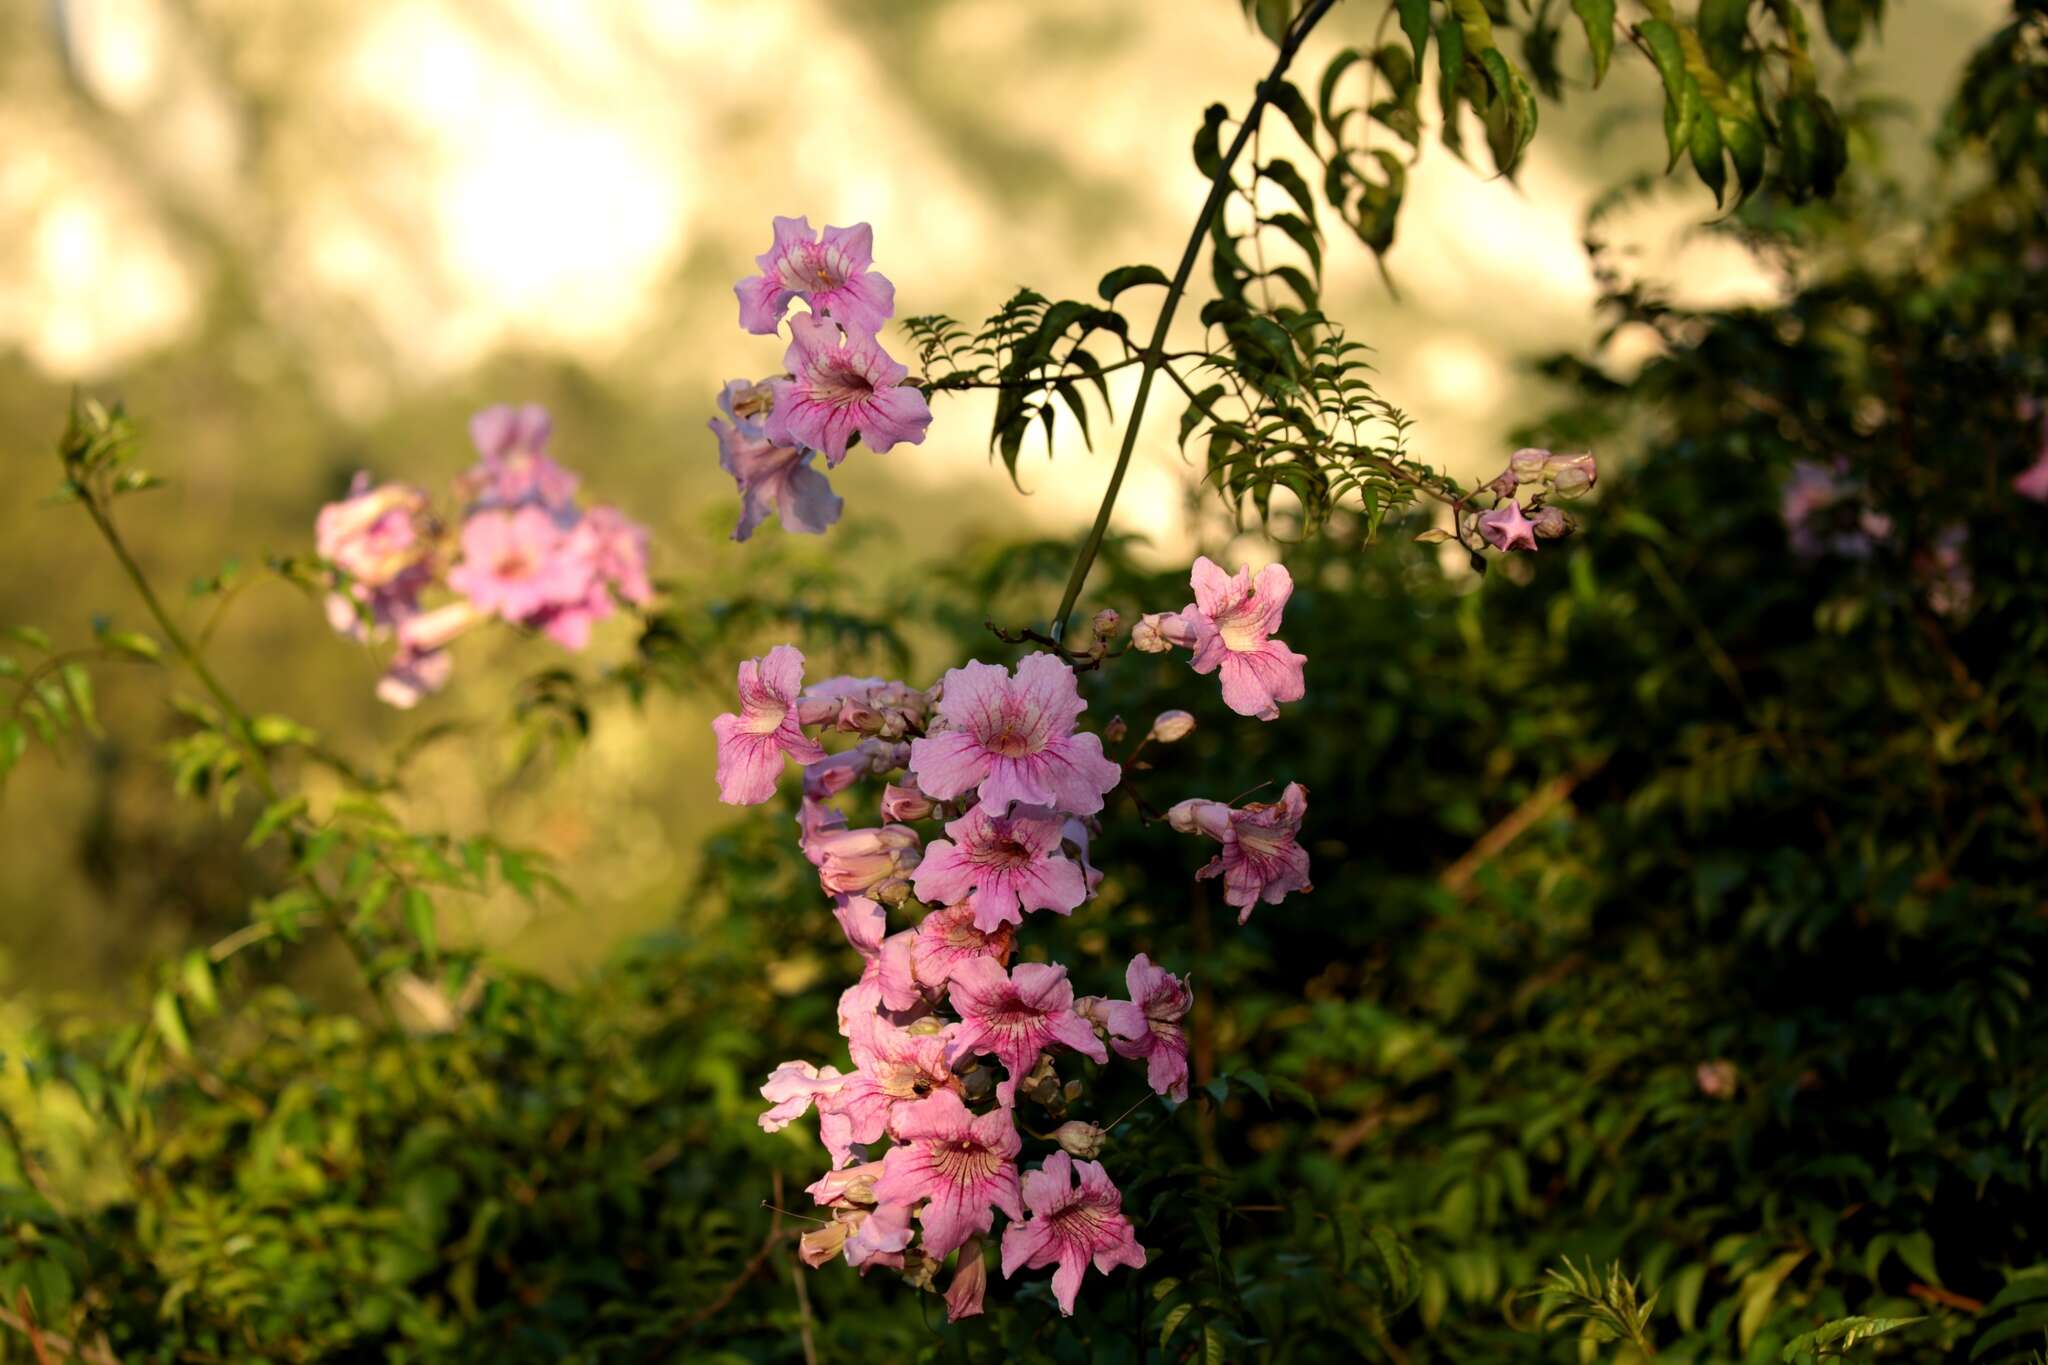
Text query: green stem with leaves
1047 0 1341 641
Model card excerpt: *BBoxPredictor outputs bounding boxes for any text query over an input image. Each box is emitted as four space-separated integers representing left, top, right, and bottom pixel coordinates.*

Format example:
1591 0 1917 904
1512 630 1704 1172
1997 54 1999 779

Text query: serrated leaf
1098 264 1171 302
1782 1315 1922 1360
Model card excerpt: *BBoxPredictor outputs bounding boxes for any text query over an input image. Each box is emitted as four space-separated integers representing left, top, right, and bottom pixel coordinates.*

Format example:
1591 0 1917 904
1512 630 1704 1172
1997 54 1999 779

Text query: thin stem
1047 0 1340 641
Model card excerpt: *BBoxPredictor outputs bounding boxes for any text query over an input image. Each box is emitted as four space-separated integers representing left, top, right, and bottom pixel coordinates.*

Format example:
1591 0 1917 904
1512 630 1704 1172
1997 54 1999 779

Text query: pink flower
2016 418 2048 502
1477 501 1538 553
734 216 896 337
1180 557 1308 721
766 314 932 466
945 958 1106 1107
871 1090 1023 1260
945 1240 988 1321
828 1017 960 1149
1102 954 1192 1102
1130 611 1200 653
316 474 436 638
843 1201 916 1270
462 404 580 516
910 903 1015 992
759 1060 847 1132
802 739 909 800
808 824 922 899
807 1160 886 1209
711 378 844 541
1168 782 1312 922
833 895 887 957
999 1151 1146 1316
880 781 935 823
712 645 830 804
575 505 653 606
447 506 594 627
912 803 1090 933
908 655 1121 817
374 642 454 710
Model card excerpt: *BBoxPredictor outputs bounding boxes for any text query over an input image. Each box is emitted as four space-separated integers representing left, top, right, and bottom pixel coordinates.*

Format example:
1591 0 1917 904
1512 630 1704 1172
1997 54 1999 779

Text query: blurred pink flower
1180 557 1307 721
2015 416 2048 502
871 1090 1023 1260
462 404 580 517
735 216 896 337
1478 501 1539 553
945 958 1106 1107
908 655 1121 816
712 645 829 805
316 473 436 639
448 506 593 627
999 1151 1146 1316
711 378 843 541
1168 782 1312 922
1102 953 1192 1102
766 314 932 466
911 803 1090 933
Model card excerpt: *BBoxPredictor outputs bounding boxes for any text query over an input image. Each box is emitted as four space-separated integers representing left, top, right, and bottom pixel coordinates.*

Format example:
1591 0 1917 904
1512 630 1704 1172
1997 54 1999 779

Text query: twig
0 1300 121 1365
666 1174 790 1341
1439 755 1609 899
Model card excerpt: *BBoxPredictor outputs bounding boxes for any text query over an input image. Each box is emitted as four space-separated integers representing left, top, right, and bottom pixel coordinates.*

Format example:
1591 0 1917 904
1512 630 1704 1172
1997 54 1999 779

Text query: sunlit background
0 0 1998 1001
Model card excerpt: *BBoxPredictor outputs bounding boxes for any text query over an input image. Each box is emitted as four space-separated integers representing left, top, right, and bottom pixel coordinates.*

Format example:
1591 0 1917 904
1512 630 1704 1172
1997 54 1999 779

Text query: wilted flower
766 314 932 466
1179 557 1308 721
1102 954 1192 1102
911 803 1090 933
1477 501 1539 553
945 1239 989 1321
945 958 1106 1106
735 216 896 337
908 655 1121 817
999 1151 1146 1316
1168 782 1312 922
871 1090 1023 1259
712 645 829 805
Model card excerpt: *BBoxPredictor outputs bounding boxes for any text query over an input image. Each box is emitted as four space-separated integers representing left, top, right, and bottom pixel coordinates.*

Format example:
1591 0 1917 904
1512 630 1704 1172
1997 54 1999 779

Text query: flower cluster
728 643 1281 1318
1132 556 1308 721
313 404 652 706
1459 447 1599 554
709 218 933 542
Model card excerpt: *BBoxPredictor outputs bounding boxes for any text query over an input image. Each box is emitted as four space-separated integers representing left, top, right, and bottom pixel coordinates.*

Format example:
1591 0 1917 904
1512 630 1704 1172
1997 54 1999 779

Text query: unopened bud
1484 469 1519 500
1148 710 1196 744
1131 611 1197 653
1072 994 1112 1028
1062 1079 1083 1104
905 1013 948 1037
799 1221 851 1268
1052 1120 1106 1158
880 782 934 823
898 1246 941 1291
1509 447 1550 481
1104 716 1128 745
1530 505 1574 539
1546 452 1597 498
1091 608 1122 641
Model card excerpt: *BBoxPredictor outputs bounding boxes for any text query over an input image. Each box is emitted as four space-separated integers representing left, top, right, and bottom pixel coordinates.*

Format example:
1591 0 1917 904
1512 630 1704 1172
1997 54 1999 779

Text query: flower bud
905 1013 948 1037
1483 468 1519 500
1509 447 1550 481
1695 1059 1738 1100
880 782 934 823
798 1221 851 1268
1062 1079 1083 1104
1131 610 1198 653
1530 505 1574 539
1147 710 1196 744
1104 716 1128 745
811 825 922 896
898 1246 941 1291
1072 994 1112 1028
1545 452 1597 498
945 1240 988 1322
835 698 884 733
1052 1120 1107 1158
797 697 841 727
1091 608 1122 641
807 1161 885 1208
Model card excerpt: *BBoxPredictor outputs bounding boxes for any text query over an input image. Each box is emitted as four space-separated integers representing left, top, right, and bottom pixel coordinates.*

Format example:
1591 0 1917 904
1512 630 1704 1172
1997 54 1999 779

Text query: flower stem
1047 0 1340 641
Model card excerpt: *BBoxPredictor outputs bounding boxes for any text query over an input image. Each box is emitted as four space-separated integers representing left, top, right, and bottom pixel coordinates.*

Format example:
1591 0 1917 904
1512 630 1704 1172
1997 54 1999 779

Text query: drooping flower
908 655 1121 816
710 378 843 541
1179 557 1308 721
1168 782 1312 922
734 216 896 337
945 1239 988 1321
759 1060 848 1132
766 314 932 466
712 645 829 804
316 474 437 638
461 404 580 518
999 1151 1146 1316
1101 954 1192 1102
871 1090 1023 1260
912 803 1090 932
1477 501 1539 553
909 903 1015 992
808 824 922 900
945 958 1106 1106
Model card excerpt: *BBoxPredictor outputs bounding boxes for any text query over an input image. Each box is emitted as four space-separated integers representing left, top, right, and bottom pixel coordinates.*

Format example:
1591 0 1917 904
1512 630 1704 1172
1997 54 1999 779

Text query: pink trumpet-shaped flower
908 655 1121 816
316 474 436 639
462 404 580 517
766 314 932 466
447 506 592 626
1477 501 1539 553
1168 782 1312 922
844 1201 916 1271
827 1018 960 1150
735 216 896 337
712 645 829 804
945 958 1106 1107
808 824 922 899
1000 1151 1146 1316
910 904 1015 992
758 1060 847 1132
1102 954 1192 1102
912 803 1090 932
711 378 843 541
945 1239 989 1321
1180 556 1307 721
871 1090 1023 1260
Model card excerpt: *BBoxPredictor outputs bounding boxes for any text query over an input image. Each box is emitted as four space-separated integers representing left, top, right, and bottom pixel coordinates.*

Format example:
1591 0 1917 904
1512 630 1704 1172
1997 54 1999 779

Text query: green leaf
0 721 25 782
250 713 317 748
1268 77 1316 147
1636 20 1693 170
1697 0 1749 76
181 950 220 1018
1723 115 1765 200
1317 48 1364 138
1253 0 1294 44
1782 1315 1923 1360
1098 264 1171 302
5 626 52 652
100 629 161 662
1260 158 1319 223
1570 0 1615 85
245 796 309 851
1160 1302 1195 1349
152 988 192 1059
1193 103 1229 178
1894 1231 1941 1286
405 888 438 963
1689 102 1727 205
1671 1263 1708 1331
1398 0 1432 74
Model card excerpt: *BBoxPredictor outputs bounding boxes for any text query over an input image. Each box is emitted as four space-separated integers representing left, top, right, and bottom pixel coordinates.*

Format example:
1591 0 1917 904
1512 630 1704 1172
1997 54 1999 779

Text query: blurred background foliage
3 0 2048 1361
